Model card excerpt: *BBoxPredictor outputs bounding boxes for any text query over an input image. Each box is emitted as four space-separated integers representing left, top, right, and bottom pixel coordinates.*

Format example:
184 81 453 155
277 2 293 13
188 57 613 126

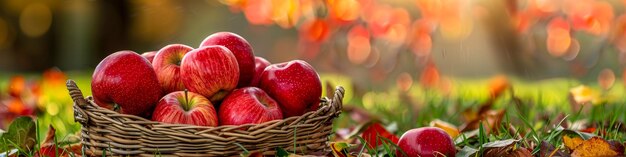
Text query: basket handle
66 79 89 108
330 86 345 112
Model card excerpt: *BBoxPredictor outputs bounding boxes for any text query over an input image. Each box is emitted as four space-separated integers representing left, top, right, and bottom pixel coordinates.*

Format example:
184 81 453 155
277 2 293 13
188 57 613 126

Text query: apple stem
184 89 189 106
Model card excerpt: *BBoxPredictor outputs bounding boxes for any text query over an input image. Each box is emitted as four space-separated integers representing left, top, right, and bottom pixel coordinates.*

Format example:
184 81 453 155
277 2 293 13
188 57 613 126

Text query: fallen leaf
608 140 625 155
358 122 399 149
563 135 584 150
0 116 36 153
482 139 531 157
330 142 354 157
557 126 596 140
569 85 600 106
483 139 518 148
487 75 510 98
571 137 618 157
429 119 460 138
460 109 506 135
456 146 478 157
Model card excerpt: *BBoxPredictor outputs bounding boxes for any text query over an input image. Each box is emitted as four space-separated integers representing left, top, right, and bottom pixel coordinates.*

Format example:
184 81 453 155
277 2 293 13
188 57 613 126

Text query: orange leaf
487 75 510 98
563 135 584 150
571 137 618 157
330 142 354 157
429 119 459 138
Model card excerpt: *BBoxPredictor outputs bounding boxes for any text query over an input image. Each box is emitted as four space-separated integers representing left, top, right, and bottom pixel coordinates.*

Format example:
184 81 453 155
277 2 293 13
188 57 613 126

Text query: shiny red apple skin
258 60 322 117
396 127 456 157
152 44 193 93
181 45 239 102
199 32 255 87
91 51 162 117
152 91 218 126
249 57 271 87
219 87 283 126
141 51 156 63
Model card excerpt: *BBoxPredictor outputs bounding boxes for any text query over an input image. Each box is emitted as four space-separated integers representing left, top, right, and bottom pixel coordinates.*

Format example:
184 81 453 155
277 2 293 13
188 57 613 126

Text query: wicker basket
65 80 344 156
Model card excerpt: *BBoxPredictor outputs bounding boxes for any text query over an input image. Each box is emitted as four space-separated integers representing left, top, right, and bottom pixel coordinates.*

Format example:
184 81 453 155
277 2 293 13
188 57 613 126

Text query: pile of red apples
91 32 322 127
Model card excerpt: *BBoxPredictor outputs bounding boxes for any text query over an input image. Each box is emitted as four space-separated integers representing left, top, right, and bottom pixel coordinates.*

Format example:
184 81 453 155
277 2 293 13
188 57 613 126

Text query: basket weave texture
66 79 344 156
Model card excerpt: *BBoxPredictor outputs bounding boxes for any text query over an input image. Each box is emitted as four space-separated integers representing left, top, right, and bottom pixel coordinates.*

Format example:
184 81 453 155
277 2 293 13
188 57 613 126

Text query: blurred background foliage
1 0 626 140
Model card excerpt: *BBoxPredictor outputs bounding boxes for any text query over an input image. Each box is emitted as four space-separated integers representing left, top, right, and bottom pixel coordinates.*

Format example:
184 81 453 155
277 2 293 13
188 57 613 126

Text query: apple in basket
199 32 255 87
258 60 322 117
152 91 218 126
141 51 156 63
152 44 193 93
219 87 282 126
249 56 271 87
396 127 456 157
181 45 239 102
91 51 162 117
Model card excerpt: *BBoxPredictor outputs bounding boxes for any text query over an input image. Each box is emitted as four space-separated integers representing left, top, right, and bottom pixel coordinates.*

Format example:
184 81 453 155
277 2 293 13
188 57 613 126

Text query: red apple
249 57 271 87
199 32 255 87
152 91 218 126
91 51 162 117
152 44 193 93
219 87 282 126
141 51 156 63
181 46 239 102
396 127 456 157
258 60 321 117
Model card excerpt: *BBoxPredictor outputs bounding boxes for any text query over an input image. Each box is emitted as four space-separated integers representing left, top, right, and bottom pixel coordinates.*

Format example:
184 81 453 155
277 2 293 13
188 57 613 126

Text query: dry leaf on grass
488 75 510 98
429 119 460 138
460 109 506 135
482 139 531 157
538 141 569 157
330 142 354 157
571 137 618 157
356 122 399 149
563 135 584 150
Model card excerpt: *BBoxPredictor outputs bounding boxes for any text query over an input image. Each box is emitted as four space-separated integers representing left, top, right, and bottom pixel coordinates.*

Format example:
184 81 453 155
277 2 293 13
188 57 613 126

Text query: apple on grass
258 60 322 117
200 32 255 87
249 57 270 87
141 51 156 63
396 127 456 157
91 51 162 117
219 87 282 126
181 45 239 102
152 44 193 93
152 91 218 126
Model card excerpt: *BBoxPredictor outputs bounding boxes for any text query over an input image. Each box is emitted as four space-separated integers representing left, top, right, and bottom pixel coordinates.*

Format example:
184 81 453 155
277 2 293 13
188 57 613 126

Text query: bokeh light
347 25 371 64
396 72 413 92
546 17 571 57
244 0 273 25
597 68 615 90
19 3 52 38
271 0 300 28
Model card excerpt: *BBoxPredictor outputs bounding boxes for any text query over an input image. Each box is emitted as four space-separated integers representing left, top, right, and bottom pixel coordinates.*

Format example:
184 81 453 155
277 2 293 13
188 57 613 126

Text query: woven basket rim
66 79 345 131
